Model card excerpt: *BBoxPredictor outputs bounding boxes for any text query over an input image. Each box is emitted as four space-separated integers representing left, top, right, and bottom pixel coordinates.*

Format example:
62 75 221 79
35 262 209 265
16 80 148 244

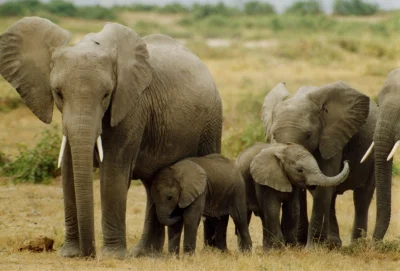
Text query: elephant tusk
360 142 374 163
57 135 67 168
387 140 400 161
97 136 104 162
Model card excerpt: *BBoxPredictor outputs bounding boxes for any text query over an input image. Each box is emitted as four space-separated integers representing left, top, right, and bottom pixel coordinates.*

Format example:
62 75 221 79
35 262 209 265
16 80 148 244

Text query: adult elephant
0 17 222 258
361 68 400 240
262 81 377 247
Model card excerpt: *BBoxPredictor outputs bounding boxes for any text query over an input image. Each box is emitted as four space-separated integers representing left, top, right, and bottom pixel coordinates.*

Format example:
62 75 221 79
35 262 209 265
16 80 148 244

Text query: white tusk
58 135 67 168
360 142 374 163
97 136 104 162
387 140 400 161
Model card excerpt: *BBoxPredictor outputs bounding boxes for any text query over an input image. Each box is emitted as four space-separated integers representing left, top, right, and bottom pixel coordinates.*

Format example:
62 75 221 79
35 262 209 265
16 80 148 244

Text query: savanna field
0 2 400 270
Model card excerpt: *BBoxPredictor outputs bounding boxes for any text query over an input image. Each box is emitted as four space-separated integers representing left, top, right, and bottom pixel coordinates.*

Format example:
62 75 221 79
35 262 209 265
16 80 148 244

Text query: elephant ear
94 23 152 127
0 17 71 124
307 81 370 160
172 160 207 208
250 145 292 193
294 85 319 97
262 82 290 141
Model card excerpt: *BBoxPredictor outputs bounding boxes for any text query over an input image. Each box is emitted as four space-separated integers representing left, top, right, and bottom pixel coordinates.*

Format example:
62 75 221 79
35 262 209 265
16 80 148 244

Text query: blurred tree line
0 0 380 20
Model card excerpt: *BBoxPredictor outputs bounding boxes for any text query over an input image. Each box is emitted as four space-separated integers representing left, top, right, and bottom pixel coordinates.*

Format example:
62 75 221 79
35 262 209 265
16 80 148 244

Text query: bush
0 1 25 16
285 0 322 15
334 0 379 16
158 3 188 14
191 2 239 19
244 1 276 15
2 126 61 183
45 0 77 17
77 5 116 20
129 4 158 12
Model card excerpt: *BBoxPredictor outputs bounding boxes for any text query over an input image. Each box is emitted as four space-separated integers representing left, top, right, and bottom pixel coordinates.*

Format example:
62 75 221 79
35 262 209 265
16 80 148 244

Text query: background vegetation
0 0 399 270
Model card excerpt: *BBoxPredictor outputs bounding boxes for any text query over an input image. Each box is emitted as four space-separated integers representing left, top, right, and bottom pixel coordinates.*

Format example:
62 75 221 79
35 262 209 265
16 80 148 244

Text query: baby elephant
151 154 252 254
236 143 350 248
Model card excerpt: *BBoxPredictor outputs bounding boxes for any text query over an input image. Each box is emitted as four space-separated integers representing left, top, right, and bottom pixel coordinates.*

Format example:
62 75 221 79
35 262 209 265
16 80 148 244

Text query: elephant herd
0 17 398 258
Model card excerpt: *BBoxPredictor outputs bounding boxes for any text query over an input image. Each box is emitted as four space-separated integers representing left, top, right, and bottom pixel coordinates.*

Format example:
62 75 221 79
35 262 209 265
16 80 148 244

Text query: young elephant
236 143 350 248
150 154 252 254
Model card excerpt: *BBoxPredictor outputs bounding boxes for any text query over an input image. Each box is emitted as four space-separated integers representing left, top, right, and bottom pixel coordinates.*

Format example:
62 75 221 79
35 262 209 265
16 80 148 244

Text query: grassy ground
0 11 400 270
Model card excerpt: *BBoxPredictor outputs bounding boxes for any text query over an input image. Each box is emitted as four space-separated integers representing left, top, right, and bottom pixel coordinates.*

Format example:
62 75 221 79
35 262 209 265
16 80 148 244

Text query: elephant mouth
306 185 317 191
169 206 184 219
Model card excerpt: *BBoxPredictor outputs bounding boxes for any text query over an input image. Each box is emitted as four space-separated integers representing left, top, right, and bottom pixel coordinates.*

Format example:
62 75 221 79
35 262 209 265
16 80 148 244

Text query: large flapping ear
93 23 152 127
0 17 71 123
307 81 370 160
172 160 207 208
250 145 292 193
261 83 290 141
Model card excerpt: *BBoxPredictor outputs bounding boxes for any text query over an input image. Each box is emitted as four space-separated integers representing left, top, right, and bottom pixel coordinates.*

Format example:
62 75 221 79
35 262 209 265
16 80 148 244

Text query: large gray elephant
361 68 400 240
236 142 350 248
262 82 377 247
151 154 252 254
0 17 222 258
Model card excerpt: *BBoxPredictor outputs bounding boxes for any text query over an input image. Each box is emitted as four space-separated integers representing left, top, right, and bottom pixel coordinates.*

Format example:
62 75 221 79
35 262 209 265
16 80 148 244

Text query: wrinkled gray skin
370 68 400 240
236 143 350 248
151 154 252 254
262 82 377 247
0 17 222 258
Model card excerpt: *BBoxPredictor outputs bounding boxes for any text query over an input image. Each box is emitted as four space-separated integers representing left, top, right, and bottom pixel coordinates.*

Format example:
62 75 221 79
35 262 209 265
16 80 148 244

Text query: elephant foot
129 242 163 258
59 239 81 258
102 246 126 259
326 237 342 249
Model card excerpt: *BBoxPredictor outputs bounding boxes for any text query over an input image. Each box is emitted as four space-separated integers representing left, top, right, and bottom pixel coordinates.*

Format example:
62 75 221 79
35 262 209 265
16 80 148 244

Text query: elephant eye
55 88 63 100
167 195 173 201
103 93 109 100
306 132 312 140
297 168 303 173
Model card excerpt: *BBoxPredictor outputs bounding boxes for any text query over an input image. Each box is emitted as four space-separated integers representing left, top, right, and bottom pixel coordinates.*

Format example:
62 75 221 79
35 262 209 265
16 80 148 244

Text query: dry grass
1 12 400 270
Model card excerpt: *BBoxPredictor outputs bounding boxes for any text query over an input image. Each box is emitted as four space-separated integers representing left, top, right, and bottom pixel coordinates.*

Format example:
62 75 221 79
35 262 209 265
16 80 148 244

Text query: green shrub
334 0 378 16
285 0 322 15
128 4 158 12
45 0 77 17
191 2 238 19
77 5 116 20
244 1 276 15
2 126 61 184
0 1 25 16
157 3 188 14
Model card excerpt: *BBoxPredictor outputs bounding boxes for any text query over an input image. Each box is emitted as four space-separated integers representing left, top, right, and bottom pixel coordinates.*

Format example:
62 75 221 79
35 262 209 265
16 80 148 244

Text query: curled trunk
306 161 350 187
156 207 181 226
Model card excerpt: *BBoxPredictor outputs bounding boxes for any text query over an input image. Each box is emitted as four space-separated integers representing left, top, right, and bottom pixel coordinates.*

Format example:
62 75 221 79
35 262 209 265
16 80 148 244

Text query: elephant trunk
156 206 181 226
306 161 350 187
67 115 98 257
373 109 398 240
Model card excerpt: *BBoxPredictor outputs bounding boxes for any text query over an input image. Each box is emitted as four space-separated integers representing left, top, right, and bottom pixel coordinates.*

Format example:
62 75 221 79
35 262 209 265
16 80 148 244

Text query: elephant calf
150 154 252 254
236 143 350 248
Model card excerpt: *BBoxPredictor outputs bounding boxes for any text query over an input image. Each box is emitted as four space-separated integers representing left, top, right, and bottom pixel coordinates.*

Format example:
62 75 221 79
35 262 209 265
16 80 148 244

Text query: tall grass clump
1 126 61 184
334 0 379 16
244 1 276 15
285 0 322 15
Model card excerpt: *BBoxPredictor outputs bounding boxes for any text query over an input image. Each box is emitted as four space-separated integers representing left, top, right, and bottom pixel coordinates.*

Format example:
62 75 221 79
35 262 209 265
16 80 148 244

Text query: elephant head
151 160 207 226
360 68 400 240
0 17 152 256
262 82 370 160
248 143 350 192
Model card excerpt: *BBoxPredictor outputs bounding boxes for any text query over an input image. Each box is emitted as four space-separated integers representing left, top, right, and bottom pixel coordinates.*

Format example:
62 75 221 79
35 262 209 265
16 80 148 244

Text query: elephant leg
327 193 341 248
281 190 300 246
168 220 183 255
231 205 252 252
130 181 165 257
307 187 333 247
259 194 284 249
204 216 217 247
197 111 222 156
297 188 309 246
182 200 204 254
100 160 133 259
352 173 375 242
59 142 81 258
214 215 229 251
